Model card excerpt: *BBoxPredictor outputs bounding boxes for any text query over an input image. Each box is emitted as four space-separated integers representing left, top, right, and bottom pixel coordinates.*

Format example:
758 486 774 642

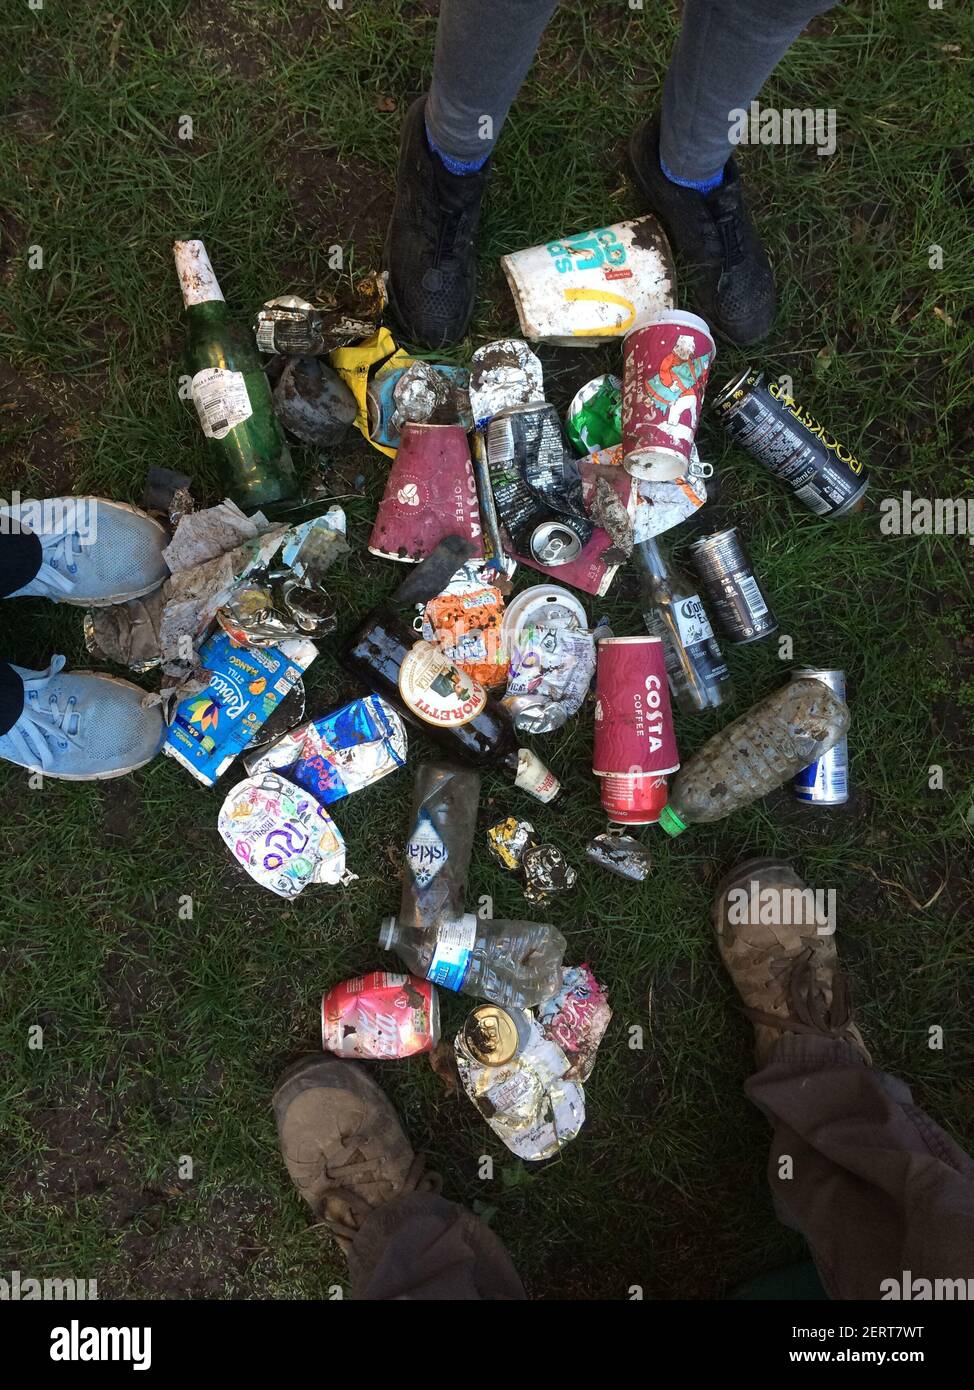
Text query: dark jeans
426 0 838 180
0 530 41 734
347 1038 974 1300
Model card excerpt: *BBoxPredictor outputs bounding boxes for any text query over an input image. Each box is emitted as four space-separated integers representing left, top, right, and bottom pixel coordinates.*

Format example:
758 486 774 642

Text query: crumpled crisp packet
536 965 612 1082
503 621 596 733
218 772 356 898
421 559 509 689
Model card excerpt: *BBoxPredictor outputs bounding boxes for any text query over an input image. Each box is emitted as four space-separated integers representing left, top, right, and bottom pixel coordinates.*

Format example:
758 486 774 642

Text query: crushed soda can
454 1010 585 1162
322 973 439 1059
522 843 578 904
504 621 596 733
566 374 622 454
632 449 709 543
367 362 472 450
536 965 611 1082
218 772 355 897
487 816 537 871
421 562 508 689
254 274 386 355
272 357 357 446
585 830 652 882
243 694 407 798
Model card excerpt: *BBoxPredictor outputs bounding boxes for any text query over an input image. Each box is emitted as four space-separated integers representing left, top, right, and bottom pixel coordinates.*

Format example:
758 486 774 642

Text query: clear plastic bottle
635 536 732 713
659 676 850 835
379 913 567 1010
399 762 480 934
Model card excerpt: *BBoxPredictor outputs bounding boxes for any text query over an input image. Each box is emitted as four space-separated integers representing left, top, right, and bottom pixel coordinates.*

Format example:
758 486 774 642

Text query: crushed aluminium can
521 843 578 904
536 965 612 1082
585 830 653 881
487 817 538 871
689 528 778 645
501 216 676 345
454 1009 585 1162
713 369 869 518
791 667 849 804
566 374 622 454
322 973 439 1060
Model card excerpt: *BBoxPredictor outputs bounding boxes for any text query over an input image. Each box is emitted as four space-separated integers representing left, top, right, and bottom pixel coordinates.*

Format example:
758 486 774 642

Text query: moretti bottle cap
658 803 688 836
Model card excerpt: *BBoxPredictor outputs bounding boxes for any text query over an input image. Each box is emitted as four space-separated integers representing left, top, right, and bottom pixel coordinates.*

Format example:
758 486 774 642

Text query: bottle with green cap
173 239 297 510
658 676 849 836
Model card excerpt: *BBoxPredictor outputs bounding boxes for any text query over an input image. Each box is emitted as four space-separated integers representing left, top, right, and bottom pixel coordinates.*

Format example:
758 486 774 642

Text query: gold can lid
461 1004 520 1066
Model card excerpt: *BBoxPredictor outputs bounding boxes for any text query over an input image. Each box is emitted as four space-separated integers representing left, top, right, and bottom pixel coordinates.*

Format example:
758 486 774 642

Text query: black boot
383 96 490 349
628 114 776 346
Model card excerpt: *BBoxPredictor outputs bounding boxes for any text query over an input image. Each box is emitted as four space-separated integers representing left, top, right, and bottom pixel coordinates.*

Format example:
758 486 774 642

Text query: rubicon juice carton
164 630 318 786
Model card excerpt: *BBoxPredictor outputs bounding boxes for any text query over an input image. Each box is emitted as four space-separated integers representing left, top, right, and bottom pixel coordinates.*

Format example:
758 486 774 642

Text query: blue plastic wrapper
246 694 408 805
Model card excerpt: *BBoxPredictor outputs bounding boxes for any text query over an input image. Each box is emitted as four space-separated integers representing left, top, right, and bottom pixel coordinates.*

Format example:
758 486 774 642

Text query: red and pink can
593 636 679 822
369 422 484 563
621 310 716 482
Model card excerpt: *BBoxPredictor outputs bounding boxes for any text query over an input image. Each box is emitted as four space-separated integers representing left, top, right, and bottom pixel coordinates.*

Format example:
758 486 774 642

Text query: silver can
529 519 585 566
791 668 849 805
689 528 778 644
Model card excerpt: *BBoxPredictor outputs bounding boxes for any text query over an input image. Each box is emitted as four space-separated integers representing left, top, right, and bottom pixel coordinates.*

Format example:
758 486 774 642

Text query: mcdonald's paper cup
501 216 676 346
593 636 679 777
369 422 485 563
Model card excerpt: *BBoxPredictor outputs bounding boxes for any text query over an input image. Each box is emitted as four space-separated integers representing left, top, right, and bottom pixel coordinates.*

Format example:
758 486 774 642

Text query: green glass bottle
173 239 297 510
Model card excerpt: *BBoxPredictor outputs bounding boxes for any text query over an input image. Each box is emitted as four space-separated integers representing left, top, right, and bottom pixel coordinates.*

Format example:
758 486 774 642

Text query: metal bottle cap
460 1004 522 1066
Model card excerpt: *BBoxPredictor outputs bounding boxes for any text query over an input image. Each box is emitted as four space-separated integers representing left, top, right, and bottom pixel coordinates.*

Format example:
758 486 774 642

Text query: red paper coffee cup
593 635 679 777
369 422 484 563
621 310 715 481
599 772 668 825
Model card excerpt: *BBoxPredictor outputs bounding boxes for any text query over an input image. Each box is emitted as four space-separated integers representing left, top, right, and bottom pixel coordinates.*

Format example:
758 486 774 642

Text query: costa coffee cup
593 636 679 777
369 422 484 563
621 310 716 482
599 772 669 825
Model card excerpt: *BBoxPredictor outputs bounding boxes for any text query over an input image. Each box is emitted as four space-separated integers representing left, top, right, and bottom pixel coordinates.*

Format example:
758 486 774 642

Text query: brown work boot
712 857 870 1067
273 1055 442 1252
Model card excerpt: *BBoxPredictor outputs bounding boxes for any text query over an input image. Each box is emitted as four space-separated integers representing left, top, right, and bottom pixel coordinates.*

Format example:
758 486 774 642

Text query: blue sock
660 155 724 195
425 120 490 176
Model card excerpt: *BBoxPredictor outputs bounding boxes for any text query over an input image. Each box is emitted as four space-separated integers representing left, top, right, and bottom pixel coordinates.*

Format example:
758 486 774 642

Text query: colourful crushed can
322 973 439 1059
244 694 407 800
501 217 676 345
164 630 318 786
368 422 484 563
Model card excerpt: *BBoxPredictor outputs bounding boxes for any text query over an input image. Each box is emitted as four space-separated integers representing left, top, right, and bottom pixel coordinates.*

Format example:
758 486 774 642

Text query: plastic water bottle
398 762 480 933
659 676 850 835
378 913 566 1009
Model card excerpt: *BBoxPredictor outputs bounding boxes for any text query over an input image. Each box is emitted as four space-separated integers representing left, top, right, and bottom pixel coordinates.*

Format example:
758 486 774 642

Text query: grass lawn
0 0 971 1300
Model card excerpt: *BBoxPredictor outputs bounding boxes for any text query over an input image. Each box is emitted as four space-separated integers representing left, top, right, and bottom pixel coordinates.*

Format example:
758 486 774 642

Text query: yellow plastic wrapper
329 328 411 459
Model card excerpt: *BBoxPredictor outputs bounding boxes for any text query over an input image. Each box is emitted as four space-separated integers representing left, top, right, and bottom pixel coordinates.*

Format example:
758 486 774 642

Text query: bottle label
191 368 253 440
673 595 715 648
405 809 448 888
398 640 487 727
426 916 476 992
515 748 561 803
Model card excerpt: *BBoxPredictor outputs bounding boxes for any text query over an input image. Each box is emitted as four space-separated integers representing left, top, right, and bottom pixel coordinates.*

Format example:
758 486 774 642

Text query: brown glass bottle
342 604 521 769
